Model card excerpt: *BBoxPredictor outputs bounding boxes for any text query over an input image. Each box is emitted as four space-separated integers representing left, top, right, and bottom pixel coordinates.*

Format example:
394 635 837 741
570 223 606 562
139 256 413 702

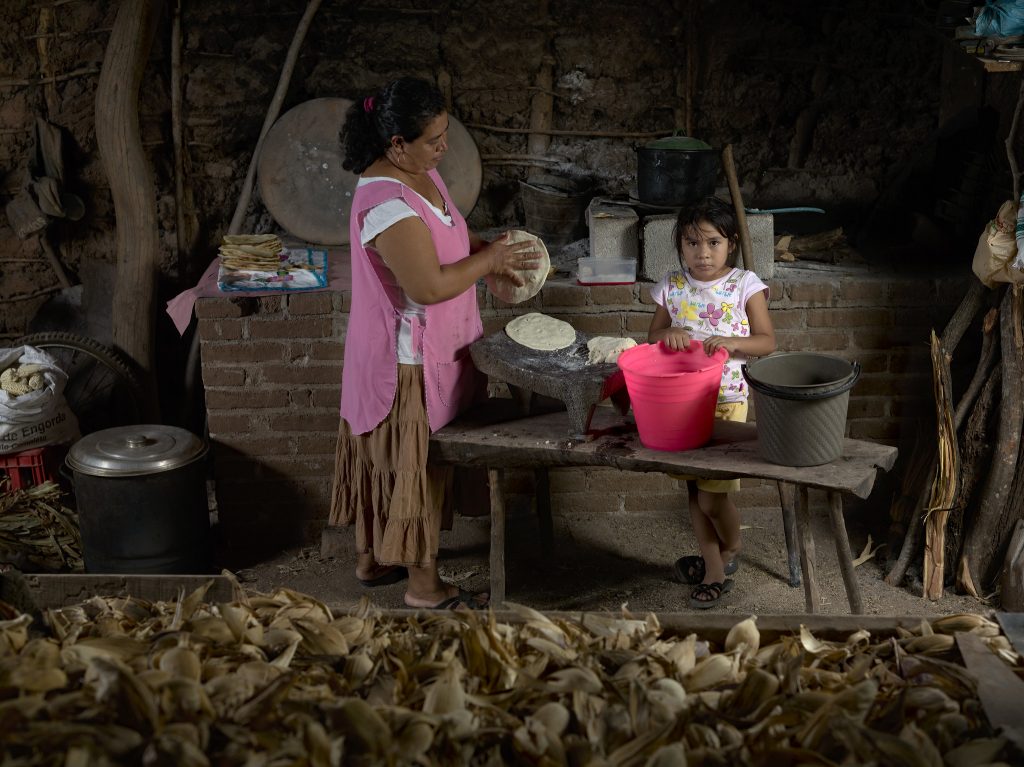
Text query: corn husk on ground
0 478 82 572
0 580 1020 766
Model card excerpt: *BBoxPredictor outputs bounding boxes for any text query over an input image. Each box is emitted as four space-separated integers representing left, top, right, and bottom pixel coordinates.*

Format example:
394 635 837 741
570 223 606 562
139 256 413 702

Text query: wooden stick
721 144 754 273
465 123 673 139
227 0 323 235
686 0 696 136
35 6 59 116
954 307 999 432
885 278 989 587
0 67 100 88
923 330 959 600
1006 78 1024 201
171 0 188 279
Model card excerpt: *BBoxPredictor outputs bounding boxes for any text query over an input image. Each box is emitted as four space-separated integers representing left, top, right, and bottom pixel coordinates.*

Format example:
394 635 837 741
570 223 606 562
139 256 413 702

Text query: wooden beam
95 0 164 417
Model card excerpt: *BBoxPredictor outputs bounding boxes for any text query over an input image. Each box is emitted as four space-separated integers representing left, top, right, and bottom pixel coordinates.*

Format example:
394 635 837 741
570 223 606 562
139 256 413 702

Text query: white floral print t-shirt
649 267 769 404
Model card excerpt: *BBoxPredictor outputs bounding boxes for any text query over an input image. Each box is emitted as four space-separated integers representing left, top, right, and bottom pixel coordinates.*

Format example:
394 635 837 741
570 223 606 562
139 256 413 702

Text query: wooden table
430 406 898 613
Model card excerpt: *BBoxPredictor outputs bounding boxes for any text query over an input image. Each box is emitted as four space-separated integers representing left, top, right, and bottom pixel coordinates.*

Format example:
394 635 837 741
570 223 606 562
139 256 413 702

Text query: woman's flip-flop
688 579 734 610
673 555 739 585
428 589 490 611
358 566 408 587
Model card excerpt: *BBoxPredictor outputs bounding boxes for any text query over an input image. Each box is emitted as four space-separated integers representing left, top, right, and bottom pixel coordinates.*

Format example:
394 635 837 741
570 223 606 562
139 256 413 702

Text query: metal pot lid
67 425 208 477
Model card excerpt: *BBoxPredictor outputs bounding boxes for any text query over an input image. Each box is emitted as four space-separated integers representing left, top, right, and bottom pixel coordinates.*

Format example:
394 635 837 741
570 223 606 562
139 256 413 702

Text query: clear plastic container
577 257 637 285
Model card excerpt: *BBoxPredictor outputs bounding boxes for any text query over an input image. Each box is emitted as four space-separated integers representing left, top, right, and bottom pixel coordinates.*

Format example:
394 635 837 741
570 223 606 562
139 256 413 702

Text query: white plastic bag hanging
0 345 80 454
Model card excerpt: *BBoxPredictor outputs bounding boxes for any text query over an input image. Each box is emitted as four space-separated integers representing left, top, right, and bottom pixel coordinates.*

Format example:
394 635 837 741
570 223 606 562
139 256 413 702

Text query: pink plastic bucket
617 341 728 451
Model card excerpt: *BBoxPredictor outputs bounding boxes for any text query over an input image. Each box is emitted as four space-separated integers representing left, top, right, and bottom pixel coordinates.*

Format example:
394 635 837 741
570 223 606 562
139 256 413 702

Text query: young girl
647 196 776 609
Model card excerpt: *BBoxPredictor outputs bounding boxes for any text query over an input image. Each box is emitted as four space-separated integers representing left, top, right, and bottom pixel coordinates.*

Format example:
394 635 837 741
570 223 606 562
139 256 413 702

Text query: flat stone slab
469 329 627 436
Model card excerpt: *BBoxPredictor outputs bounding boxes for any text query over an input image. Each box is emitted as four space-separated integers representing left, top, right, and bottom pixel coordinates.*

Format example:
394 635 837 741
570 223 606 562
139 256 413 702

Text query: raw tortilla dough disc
485 230 551 304
587 336 637 364
505 312 576 351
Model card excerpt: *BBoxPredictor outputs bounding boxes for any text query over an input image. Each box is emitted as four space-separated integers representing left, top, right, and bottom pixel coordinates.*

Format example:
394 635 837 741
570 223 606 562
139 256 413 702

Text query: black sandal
673 555 739 585
688 579 734 610
427 589 490 611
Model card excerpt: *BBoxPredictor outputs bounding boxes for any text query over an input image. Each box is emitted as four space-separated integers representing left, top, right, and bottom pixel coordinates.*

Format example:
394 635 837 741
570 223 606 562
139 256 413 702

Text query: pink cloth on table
165 248 352 335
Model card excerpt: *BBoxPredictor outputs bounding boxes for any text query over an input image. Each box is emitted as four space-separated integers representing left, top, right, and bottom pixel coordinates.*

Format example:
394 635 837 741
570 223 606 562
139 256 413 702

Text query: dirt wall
0 1 960 342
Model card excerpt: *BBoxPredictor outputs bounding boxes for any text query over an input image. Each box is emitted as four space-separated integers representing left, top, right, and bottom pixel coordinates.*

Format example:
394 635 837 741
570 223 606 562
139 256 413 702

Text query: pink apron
340 169 483 434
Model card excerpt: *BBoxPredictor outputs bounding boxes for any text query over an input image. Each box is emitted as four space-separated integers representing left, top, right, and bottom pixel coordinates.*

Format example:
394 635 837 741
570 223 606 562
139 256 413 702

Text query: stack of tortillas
486 230 551 304
219 234 284 271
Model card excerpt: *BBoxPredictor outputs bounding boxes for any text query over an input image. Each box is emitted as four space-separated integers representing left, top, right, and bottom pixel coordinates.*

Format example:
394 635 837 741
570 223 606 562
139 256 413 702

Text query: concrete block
587 198 638 260
642 212 775 281
640 213 678 282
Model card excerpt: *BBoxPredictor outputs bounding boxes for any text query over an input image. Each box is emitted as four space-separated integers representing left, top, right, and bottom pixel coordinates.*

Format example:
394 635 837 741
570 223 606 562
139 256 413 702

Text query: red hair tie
363 96 375 113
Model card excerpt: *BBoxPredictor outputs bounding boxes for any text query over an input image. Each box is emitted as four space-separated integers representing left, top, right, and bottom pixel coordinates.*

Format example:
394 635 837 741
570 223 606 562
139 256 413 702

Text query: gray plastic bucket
742 353 861 467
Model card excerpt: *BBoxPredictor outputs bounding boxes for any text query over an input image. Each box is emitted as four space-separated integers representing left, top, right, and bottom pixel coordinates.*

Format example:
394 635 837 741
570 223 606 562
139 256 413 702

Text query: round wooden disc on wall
437 116 482 221
257 97 482 245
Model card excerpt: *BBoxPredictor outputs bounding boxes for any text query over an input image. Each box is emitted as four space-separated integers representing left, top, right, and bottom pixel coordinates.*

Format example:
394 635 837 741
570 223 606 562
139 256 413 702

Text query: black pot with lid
66 425 213 574
635 135 719 207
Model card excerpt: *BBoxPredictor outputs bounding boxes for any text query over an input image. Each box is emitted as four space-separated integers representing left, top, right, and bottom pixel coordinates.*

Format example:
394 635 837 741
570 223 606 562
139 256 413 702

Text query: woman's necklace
385 153 448 215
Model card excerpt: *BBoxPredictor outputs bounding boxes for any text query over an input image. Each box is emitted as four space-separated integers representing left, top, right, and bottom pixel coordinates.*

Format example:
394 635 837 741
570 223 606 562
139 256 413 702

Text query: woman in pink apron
329 77 538 609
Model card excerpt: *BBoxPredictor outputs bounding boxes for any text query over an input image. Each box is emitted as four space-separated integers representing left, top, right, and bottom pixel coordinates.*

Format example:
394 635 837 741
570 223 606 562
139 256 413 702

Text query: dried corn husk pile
0 580 1020 766
0 478 82 572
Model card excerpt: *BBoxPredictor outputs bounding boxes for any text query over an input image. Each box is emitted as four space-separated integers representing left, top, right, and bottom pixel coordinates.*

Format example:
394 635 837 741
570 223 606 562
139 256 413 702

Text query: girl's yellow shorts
670 400 748 494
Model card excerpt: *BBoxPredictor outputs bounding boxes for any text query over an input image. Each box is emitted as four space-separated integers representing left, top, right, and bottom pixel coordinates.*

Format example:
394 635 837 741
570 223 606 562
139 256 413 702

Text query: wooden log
954 307 999 431
951 363 1001 595
1000 518 1024 611
961 288 1024 591
95 0 164 416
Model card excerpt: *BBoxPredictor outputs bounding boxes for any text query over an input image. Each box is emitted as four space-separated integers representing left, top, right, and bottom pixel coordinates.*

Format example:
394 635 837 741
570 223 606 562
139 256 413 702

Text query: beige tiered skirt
329 364 453 567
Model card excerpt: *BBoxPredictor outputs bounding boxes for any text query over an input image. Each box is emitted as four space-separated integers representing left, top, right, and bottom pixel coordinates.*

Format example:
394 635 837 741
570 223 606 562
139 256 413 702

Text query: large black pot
636 147 719 207
66 425 212 574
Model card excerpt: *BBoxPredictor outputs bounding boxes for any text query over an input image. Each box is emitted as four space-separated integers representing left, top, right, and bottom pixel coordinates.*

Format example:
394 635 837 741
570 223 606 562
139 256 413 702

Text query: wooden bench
430 406 898 613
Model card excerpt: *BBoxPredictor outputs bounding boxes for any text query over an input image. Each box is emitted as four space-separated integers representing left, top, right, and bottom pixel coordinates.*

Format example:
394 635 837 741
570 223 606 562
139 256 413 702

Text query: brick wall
197 264 970 557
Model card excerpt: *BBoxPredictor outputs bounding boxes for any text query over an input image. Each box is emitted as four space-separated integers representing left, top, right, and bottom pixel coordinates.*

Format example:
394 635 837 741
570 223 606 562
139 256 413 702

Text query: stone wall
197 263 969 558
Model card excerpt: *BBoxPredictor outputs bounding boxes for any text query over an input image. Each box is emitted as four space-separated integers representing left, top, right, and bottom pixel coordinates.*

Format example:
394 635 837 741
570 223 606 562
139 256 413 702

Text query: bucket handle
742 361 861 401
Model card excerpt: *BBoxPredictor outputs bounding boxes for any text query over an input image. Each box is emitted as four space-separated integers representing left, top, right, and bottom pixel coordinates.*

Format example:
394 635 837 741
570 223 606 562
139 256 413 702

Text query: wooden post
827 491 863 614
777 481 801 587
796 485 819 613
488 468 506 607
95 0 165 416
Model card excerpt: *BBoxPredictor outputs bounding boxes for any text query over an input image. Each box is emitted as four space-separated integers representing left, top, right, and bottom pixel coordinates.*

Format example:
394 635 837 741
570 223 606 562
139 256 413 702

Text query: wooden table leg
488 468 506 607
827 491 864 614
777 480 801 587
534 468 553 555
795 485 820 613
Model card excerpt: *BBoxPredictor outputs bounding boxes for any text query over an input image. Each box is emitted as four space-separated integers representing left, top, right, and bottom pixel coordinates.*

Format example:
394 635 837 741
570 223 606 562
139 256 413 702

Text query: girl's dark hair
341 76 446 174
673 196 740 266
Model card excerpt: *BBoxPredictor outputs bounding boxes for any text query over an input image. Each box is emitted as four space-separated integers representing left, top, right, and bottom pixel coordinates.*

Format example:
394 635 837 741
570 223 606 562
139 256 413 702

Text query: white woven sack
0 345 80 454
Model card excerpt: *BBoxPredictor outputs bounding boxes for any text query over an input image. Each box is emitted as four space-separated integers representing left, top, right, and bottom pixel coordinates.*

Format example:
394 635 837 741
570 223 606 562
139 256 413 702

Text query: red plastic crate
0 447 59 491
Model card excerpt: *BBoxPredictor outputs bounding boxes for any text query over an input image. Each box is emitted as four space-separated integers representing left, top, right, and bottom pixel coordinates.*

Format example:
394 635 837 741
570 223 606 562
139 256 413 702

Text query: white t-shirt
357 177 454 364
649 267 769 403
